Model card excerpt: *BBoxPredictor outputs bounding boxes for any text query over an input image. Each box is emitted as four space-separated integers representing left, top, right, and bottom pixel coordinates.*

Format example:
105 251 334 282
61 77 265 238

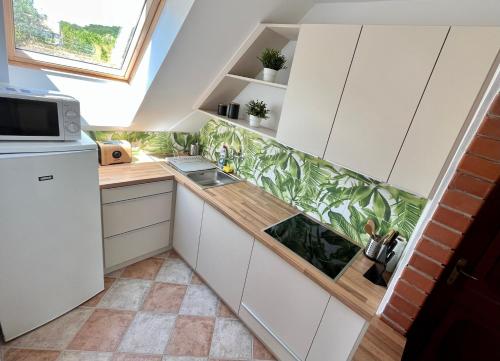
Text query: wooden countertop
99 162 174 189
98 161 403 359
98 161 386 319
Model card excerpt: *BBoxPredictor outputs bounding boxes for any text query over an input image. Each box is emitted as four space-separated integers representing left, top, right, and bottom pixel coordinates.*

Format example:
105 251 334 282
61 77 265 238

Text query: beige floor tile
216 302 237 319
68 309 135 352
121 259 164 280
189 273 204 285
118 312 176 354
252 337 275 360
98 279 152 311
179 285 218 317
83 278 116 307
59 351 113 361
165 316 215 357
209 319 252 360
142 283 187 313
4 349 60 361
105 269 124 278
162 357 207 361
113 354 162 361
9 308 93 349
155 259 192 285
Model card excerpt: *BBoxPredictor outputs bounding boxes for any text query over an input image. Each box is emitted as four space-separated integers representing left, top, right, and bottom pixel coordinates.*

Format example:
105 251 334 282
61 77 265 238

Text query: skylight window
3 0 164 80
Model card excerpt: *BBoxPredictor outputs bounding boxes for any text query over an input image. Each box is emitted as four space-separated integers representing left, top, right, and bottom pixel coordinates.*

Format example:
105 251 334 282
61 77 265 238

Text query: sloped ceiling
130 0 315 131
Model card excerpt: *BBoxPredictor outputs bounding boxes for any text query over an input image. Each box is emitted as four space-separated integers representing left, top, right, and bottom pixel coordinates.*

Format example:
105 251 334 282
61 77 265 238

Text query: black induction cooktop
265 213 360 280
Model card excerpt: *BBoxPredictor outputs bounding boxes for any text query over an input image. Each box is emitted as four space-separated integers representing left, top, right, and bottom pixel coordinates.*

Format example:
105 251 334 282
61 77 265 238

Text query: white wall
132 0 314 131
302 0 500 25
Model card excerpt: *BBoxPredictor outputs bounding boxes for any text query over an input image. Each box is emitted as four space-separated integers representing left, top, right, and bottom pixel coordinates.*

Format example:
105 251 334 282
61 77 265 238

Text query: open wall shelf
199 109 277 138
195 23 301 138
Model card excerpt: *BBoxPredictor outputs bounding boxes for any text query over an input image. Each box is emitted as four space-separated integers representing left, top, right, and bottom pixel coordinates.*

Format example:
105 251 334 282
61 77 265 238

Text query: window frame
2 0 165 82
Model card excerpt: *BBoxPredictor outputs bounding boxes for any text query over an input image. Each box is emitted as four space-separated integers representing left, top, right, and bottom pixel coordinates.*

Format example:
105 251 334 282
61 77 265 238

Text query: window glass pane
12 0 147 70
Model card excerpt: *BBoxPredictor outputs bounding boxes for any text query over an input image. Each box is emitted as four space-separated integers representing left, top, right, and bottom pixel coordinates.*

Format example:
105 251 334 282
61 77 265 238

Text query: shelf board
198 110 277 139
226 74 287 89
263 24 301 41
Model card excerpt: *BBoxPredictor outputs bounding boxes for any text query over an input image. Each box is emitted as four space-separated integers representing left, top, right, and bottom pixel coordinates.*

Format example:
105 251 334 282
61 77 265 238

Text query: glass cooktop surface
264 213 360 280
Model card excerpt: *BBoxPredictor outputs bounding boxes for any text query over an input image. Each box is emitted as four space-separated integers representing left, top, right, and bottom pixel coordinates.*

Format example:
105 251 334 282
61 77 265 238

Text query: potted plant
257 48 287 82
246 100 270 127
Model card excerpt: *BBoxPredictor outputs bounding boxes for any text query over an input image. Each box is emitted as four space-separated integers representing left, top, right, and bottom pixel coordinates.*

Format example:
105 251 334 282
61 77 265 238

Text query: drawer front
102 180 173 204
242 241 330 360
102 192 172 237
104 221 170 269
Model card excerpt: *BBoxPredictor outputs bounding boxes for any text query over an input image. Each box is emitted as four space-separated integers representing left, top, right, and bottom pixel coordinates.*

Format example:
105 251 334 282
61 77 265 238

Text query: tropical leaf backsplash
87 130 198 161
87 121 427 247
200 119 427 246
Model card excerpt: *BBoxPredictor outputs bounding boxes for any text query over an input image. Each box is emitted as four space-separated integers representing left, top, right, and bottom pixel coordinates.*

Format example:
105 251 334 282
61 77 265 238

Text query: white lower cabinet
307 297 366 361
241 241 330 361
172 183 205 268
196 204 254 312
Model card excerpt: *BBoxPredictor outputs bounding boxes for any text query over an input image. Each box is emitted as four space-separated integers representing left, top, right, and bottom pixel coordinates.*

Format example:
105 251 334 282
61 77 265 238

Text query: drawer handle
241 303 302 361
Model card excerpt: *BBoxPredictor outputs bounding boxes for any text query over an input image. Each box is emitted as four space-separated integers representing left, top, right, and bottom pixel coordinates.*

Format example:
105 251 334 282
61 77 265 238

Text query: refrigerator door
0 149 103 340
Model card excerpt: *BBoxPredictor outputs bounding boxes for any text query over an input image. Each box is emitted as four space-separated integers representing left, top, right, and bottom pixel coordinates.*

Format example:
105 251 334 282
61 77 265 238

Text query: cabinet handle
241 303 302 361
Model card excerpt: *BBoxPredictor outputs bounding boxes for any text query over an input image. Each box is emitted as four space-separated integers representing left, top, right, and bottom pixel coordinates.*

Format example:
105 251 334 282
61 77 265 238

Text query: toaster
97 140 132 166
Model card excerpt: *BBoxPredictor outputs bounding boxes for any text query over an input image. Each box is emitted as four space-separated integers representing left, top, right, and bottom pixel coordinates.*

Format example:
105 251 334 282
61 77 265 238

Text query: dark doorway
403 181 500 361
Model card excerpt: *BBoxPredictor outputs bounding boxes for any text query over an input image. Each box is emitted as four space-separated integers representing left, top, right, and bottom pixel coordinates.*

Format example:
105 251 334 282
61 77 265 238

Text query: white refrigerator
0 132 104 341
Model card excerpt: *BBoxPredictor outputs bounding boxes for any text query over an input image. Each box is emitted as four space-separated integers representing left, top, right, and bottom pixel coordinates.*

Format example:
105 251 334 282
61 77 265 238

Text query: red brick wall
381 93 500 335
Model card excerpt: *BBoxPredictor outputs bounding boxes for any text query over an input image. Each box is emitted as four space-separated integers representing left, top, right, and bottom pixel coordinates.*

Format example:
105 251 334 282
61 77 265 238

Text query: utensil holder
364 237 382 260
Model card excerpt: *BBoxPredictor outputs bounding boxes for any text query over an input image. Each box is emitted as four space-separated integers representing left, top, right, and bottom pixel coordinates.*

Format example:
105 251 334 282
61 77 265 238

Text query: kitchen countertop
98 161 404 359
98 161 387 319
99 162 174 189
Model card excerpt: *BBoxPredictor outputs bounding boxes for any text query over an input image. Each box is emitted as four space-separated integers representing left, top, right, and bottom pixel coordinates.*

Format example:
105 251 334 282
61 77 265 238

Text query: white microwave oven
0 85 81 141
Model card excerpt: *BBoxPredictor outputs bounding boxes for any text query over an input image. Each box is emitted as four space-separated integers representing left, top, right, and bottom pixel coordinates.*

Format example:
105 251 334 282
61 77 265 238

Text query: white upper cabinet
172 184 204 268
324 25 449 181
277 24 361 157
197 204 254 312
389 27 500 197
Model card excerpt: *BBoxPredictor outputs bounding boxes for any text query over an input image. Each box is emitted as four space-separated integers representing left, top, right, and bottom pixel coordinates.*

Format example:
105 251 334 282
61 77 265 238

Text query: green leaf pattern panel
200 119 427 246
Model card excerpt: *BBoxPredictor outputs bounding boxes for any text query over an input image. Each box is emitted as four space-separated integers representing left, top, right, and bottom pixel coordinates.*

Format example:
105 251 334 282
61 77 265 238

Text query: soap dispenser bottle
218 145 228 168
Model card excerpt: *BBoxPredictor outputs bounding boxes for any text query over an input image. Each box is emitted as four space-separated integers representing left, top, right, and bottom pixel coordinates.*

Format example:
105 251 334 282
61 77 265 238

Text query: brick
459 154 500 182
389 293 421 319
489 93 500 117
442 189 483 216
424 221 463 249
395 280 427 305
449 172 494 198
381 314 407 335
383 305 414 331
468 136 500 161
401 267 435 294
417 237 454 264
478 115 500 139
409 252 444 280
433 206 472 233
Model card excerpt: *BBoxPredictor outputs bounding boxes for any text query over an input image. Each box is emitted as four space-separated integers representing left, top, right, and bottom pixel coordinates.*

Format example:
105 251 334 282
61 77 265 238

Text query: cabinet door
241 241 330 360
197 204 254 312
324 25 448 181
389 27 500 197
277 24 361 157
307 297 366 361
172 184 204 268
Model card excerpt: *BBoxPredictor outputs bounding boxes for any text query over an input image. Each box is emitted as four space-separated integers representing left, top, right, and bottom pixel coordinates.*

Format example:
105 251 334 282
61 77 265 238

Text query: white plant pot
263 68 277 82
248 115 262 127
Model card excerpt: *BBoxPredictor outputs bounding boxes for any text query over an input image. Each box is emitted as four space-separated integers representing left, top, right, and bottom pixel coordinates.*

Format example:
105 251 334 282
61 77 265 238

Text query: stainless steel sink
186 169 240 188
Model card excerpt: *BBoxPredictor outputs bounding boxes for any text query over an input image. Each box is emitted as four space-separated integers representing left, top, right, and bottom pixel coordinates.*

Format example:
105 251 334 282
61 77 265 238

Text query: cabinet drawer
104 221 170 269
102 192 172 237
101 180 173 204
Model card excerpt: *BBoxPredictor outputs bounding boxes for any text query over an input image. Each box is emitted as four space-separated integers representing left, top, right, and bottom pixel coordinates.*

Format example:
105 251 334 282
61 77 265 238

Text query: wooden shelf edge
225 74 288 89
198 109 277 139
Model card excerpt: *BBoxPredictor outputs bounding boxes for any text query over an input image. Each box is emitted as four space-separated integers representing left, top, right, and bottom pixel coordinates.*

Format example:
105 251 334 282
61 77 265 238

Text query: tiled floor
0 251 275 361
